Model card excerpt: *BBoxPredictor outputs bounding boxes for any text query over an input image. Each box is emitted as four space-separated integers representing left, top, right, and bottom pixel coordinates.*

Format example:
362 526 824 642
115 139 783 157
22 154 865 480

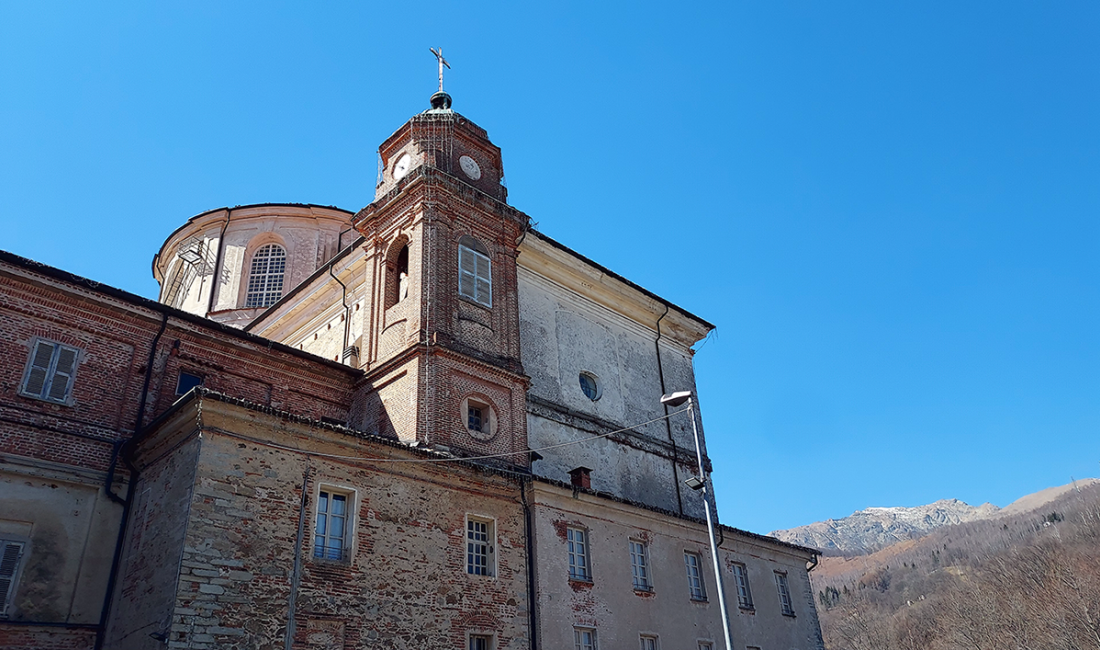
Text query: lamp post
661 390 734 650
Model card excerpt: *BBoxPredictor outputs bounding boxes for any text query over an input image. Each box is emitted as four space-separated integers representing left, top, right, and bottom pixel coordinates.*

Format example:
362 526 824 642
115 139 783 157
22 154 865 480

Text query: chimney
569 466 592 490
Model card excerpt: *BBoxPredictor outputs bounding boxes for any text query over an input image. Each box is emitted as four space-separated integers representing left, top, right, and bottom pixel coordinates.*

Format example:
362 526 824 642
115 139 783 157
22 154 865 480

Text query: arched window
245 244 287 308
458 236 491 307
385 239 410 310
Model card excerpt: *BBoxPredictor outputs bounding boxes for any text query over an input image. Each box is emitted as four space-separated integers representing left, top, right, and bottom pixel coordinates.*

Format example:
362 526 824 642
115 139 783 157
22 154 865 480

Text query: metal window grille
467 519 491 576
314 491 348 560
567 527 590 580
574 628 597 650
468 405 484 432
0 540 26 616
245 244 287 308
733 563 754 608
458 244 492 307
684 552 706 600
775 571 794 615
21 340 79 403
630 541 651 590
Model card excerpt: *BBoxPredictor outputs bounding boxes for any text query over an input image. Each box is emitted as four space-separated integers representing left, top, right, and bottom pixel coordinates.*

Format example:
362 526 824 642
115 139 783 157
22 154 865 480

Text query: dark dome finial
430 91 452 110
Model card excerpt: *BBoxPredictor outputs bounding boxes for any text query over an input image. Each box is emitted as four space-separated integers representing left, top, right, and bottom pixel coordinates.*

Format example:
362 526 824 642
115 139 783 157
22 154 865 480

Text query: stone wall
116 396 531 650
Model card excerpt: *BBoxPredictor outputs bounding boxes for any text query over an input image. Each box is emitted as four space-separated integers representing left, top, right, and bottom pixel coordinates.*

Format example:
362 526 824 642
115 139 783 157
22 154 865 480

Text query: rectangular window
175 371 203 396
469 634 492 650
684 552 706 600
314 490 350 561
0 540 26 617
639 635 659 650
732 563 753 609
698 643 714 650
567 527 590 581
468 405 484 432
775 571 794 615
630 540 651 591
20 340 80 404
466 516 495 576
459 243 492 308
574 627 597 650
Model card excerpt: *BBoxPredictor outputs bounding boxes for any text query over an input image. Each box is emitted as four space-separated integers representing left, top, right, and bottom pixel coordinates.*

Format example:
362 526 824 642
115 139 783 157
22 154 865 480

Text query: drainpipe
205 208 233 317
654 304 685 516
328 264 353 365
285 464 311 650
520 478 538 650
96 310 169 649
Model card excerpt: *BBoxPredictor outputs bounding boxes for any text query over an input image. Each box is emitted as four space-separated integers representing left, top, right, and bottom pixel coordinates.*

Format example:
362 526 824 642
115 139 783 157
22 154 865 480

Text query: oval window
579 372 600 401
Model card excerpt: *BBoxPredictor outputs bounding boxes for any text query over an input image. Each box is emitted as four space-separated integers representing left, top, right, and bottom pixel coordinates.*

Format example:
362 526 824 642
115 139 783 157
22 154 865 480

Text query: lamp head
660 391 693 407
684 476 705 491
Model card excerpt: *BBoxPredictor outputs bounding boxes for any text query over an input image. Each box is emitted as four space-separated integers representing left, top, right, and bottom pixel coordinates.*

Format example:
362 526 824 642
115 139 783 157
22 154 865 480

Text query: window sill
739 606 756 613
782 612 797 618
18 391 73 407
689 597 709 604
568 577 594 586
458 294 493 311
633 587 654 596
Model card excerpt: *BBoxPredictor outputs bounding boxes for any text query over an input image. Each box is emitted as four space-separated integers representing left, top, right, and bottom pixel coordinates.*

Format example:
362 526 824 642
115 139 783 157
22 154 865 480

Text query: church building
0 84 824 650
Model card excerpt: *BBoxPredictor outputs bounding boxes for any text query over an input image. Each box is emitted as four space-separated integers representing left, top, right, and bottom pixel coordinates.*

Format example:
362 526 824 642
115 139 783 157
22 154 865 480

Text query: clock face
459 155 482 180
393 153 412 180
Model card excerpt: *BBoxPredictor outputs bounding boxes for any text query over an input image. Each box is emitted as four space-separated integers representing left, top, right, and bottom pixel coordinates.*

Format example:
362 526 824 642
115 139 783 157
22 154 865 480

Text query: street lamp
661 390 734 650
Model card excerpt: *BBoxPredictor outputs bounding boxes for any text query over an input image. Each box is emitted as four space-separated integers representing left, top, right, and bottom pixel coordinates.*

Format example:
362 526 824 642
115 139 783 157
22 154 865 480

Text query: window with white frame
458 236 491 307
630 540 651 591
567 527 590 581
574 627 597 650
245 243 287 308
639 634 659 650
0 539 26 617
732 562 754 609
466 516 495 576
469 634 492 650
684 552 706 600
313 489 350 561
20 339 80 404
775 570 795 615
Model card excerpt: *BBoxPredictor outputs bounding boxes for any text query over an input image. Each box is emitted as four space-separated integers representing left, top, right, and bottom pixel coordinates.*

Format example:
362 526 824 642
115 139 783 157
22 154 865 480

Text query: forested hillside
811 483 1100 650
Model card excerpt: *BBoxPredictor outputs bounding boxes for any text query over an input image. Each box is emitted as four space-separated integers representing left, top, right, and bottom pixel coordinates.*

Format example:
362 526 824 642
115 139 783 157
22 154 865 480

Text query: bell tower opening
384 237 410 310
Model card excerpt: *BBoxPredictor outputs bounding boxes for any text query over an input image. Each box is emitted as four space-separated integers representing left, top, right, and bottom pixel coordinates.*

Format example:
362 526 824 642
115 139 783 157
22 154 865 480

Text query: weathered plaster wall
0 458 122 625
105 431 201 649
518 265 706 517
532 482 823 650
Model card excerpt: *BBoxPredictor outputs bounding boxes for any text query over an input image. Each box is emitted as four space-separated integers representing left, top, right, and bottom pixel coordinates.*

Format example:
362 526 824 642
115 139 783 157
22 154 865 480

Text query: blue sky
1 2 1097 534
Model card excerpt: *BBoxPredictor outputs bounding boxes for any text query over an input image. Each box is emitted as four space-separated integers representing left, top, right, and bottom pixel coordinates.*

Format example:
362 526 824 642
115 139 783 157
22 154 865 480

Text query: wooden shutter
23 341 55 397
0 541 25 615
475 254 491 306
459 246 477 299
47 345 78 402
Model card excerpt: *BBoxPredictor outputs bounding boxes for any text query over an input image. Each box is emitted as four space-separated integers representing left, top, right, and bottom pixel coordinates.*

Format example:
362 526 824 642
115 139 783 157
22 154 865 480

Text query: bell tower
351 86 531 469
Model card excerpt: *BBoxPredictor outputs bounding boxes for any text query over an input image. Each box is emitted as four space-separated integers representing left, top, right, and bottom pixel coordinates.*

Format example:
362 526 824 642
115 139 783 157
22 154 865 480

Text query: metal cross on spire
429 47 450 92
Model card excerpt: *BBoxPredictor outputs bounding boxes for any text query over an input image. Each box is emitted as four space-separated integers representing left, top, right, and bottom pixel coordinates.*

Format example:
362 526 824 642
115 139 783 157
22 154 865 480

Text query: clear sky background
1 2 1097 535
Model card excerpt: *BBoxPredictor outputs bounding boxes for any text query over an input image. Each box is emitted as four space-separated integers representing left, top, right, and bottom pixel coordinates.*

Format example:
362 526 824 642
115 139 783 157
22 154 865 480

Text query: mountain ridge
771 479 1099 554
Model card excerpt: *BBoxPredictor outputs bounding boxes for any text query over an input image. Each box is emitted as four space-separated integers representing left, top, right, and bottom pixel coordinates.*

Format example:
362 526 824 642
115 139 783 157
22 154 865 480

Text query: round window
579 372 600 401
